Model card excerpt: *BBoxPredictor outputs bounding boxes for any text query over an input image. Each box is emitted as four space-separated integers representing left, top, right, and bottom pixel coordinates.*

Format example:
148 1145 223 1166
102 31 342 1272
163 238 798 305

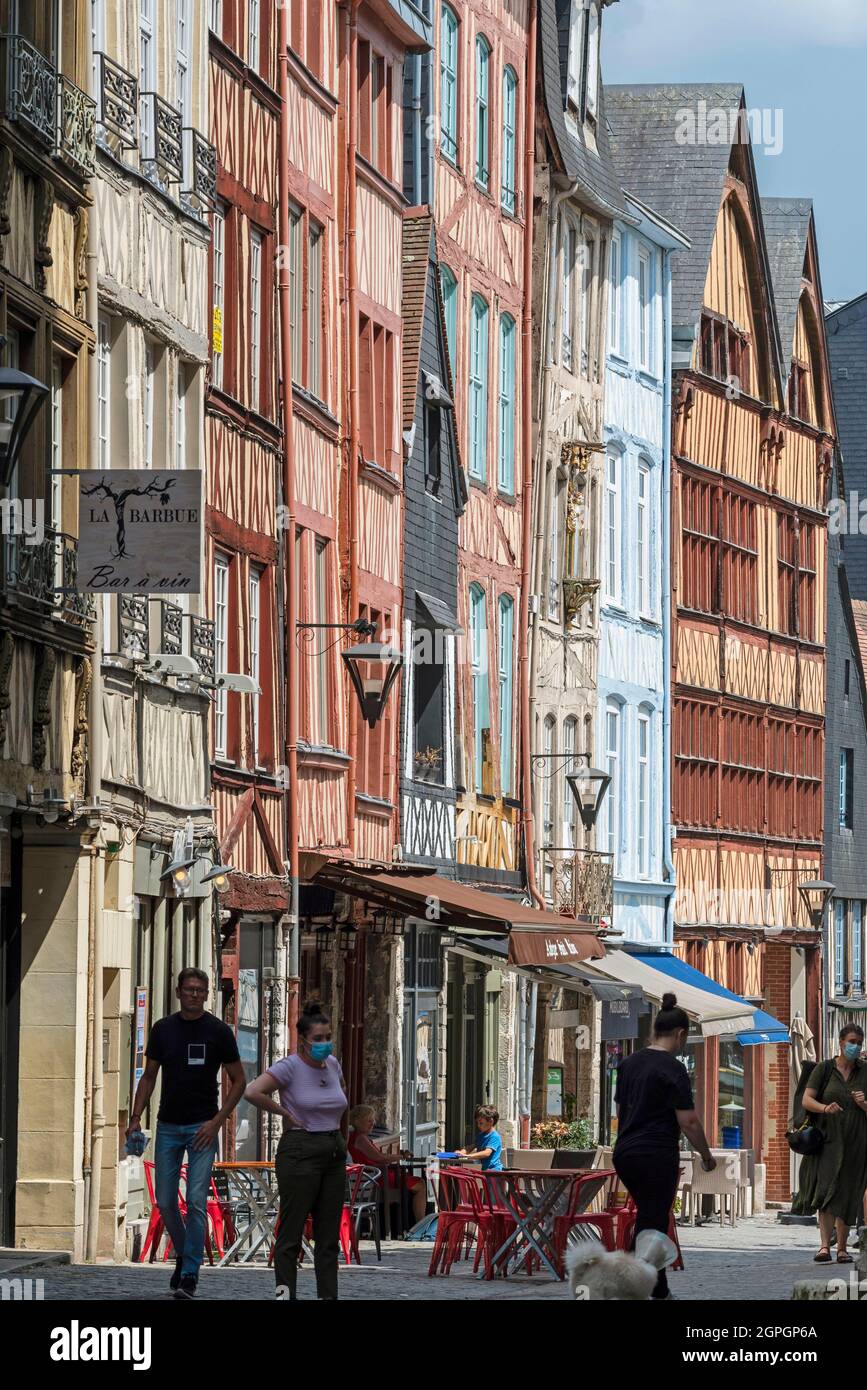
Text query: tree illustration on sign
80 475 176 559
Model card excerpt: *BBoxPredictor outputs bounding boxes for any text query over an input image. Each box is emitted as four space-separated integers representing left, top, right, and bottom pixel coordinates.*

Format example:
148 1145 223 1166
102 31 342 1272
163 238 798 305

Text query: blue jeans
154 1122 217 1279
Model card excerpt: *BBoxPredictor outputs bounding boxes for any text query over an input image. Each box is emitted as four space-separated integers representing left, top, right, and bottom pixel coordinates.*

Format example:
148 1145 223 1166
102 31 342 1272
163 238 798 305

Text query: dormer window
564 0 601 124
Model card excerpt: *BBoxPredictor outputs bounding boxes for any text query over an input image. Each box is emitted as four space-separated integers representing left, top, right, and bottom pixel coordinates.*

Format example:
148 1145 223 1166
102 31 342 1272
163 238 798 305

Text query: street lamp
796 879 835 930
201 857 235 893
531 752 611 831
0 339 48 489
341 641 403 730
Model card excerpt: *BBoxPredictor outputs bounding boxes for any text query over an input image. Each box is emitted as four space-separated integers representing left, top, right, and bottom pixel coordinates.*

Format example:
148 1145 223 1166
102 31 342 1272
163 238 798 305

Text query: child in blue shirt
457 1105 503 1171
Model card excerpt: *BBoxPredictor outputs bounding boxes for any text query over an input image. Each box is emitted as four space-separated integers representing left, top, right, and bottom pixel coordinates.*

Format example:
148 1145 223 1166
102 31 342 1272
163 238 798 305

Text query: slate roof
537 0 625 218
849 599 867 692
761 198 813 359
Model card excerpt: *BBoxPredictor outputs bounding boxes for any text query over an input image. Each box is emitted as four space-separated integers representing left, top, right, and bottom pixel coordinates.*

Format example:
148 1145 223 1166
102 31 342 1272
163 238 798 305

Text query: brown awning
308 862 605 964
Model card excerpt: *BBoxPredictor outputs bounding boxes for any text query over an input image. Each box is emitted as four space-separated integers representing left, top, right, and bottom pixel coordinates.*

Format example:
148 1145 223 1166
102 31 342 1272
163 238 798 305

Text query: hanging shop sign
78 469 202 593
600 995 641 1041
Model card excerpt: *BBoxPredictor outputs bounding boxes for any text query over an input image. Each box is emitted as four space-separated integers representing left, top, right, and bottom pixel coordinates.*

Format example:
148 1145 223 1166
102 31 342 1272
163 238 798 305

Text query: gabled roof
761 198 813 360
604 83 784 398
537 0 625 218
401 208 434 433
848 599 867 704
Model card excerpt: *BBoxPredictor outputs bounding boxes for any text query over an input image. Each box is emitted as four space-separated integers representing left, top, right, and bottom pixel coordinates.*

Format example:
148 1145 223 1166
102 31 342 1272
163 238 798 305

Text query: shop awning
307 863 605 965
581 951 757 1037
460 936 644 1001
629 951 790 1045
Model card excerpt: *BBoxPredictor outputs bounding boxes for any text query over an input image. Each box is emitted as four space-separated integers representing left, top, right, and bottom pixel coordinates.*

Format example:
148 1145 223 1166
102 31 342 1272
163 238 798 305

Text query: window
548 482 561 620
798 522 817 642
585 1 600 120
566 2 585 111
214 554 230 757
543 716 555 846
470 585 490 792
249 568 260 765
143 341 155 469
778 514 815 639
605 703 620 863
788 362 809 420
840 749 854 829
424 400 441 496
497 314 516 494
681 476 717 613
313 540 329 743
307 222 322 398
561 220 578 370
638 245 652 372
498 596 514 795
288 204 302 382
92 0 106 93
835 900 846 991
440 5 459 163
441 264 457 371
605 454 621 602
250 230 262 411
248 0 260 72
359 315 397 472
358 43 391 180
413 623 444 782
674 698 718 827
501 66 517 214
637 463 649 614
845 659 851 699
637 711 650 875
176 363 187 470
209 0 221 35
700 311 750 387
97 318 111 469
474 36 490 189
212 204 225 388
139 0 155 159
722 492 758 623
51 362 63 554
581 237 594 376
609 232 622 356
563 717 578 848
853 901 863 994
468 294 489 481
176 0 191 125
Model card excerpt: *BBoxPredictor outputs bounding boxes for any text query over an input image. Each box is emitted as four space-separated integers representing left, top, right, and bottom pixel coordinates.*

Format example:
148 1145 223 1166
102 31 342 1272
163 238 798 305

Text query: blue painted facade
599 196 688 945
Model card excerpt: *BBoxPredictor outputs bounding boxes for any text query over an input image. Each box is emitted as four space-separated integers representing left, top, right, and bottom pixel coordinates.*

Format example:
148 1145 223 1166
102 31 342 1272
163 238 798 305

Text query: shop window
413 624 444 785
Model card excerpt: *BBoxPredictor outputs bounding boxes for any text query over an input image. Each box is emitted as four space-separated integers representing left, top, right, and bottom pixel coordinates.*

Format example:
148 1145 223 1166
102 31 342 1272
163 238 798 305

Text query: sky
602 0 866 304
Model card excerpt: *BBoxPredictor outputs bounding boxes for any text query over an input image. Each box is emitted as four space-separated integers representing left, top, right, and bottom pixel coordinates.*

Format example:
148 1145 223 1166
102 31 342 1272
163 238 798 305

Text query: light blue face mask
844 1042 862 1061
310 1041 333 1062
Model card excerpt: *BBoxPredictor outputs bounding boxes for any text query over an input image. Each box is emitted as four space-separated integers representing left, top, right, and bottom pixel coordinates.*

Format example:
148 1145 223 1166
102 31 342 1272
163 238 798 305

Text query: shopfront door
401 925 443 1158
234 918 276 1160
0 820 22 1246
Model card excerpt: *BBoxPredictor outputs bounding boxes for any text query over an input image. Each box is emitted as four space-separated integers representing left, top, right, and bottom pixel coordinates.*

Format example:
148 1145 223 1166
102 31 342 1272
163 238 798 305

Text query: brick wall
763 942 793 1200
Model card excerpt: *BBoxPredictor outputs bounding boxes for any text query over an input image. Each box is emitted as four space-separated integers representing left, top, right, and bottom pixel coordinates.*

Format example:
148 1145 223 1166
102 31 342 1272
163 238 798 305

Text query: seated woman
348 1105 427 1225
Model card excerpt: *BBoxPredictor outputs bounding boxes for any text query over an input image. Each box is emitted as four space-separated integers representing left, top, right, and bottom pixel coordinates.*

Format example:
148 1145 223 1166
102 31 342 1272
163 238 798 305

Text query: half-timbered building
0 0 96 1257
207 0 287 1162
606 87 835 1201
90 0 216 1253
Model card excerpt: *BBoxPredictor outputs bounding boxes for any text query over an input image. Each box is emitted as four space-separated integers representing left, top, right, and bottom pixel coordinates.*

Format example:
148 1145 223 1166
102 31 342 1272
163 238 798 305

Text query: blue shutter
498 596 514 794
441 264 457 372
475 36 489 187
501 66 517 213
469 294 489 480
497 314 515 494
440 6 458 162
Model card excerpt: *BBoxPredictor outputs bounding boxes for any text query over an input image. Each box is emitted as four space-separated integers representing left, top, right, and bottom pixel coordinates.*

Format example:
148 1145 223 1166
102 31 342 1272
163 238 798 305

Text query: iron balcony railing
159 599 184 656
3 33 57 147
182 127 217 207
541 846 614 922
96 51 137 148
57 72 96 175
118 592 148 660
140 91 183 183
191 615 215 677
2 530 94 628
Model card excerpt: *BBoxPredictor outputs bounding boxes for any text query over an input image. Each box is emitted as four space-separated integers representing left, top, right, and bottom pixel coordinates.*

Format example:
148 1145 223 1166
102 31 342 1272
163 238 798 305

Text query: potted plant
527 1117 596 1170
414 745 443 783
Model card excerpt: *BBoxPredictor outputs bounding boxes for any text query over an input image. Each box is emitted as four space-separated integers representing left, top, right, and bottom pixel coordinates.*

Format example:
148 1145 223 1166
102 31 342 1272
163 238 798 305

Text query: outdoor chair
550 1170 617 1273
139 1161 215 1266
428 1167 501 1279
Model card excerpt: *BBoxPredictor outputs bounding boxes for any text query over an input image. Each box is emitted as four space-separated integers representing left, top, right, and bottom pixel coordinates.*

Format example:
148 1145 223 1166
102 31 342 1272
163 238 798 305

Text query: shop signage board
546 1065 563 1116
134 987 148 1091
78 469 202 593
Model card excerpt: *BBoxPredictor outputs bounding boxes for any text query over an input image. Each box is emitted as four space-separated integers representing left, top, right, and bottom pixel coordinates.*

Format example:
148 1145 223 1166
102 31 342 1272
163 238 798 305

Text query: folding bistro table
482 1168 608 1279
213 1160 283 1266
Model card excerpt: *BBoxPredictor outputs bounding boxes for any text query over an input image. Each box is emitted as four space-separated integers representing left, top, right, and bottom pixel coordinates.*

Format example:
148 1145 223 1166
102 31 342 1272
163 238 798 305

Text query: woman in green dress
793 1023 867 1263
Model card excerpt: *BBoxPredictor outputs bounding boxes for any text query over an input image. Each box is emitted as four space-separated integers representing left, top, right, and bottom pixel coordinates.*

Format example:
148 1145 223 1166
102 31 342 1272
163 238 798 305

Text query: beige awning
581 951 756 1037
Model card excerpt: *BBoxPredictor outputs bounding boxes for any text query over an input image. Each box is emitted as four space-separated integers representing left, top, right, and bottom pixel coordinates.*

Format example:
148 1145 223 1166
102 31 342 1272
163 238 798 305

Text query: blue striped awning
630 951 790 1046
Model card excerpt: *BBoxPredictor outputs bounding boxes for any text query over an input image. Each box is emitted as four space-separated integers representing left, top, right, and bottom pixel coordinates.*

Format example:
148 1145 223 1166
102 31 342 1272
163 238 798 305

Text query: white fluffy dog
566 1229 679 1300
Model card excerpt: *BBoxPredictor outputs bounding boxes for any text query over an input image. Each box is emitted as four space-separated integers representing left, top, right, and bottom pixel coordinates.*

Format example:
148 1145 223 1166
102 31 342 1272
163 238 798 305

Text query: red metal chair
139 1161 215 1266
551 1170 624 1271
428 1167 502 1279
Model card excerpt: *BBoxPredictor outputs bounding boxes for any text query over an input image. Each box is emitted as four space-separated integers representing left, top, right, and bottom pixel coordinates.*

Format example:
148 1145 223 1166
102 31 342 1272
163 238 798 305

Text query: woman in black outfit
613 994 716 1299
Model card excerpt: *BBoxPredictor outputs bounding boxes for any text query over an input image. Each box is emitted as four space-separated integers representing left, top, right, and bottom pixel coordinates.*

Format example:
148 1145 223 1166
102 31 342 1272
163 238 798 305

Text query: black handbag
786 1059 834 1156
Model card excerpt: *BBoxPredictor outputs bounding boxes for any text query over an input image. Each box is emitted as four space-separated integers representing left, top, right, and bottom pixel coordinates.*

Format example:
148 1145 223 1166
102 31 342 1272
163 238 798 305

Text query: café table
387 1157 430 1238
212 1160 308 1266
481 1167 605 1280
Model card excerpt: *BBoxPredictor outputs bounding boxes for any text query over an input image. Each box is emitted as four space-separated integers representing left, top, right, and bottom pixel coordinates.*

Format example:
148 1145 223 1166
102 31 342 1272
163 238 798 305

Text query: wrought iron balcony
57 73 96 176
2 530 95 629
118 593 148 660
140 92 183 183
541 846 614 922
95 51 137 149
159 599 184 655
191 615 215 677
182 127 217 207
3 34 58 147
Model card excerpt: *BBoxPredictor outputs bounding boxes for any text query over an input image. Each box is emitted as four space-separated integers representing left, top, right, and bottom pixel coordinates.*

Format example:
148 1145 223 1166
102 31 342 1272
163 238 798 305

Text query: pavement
4 1213 855 1301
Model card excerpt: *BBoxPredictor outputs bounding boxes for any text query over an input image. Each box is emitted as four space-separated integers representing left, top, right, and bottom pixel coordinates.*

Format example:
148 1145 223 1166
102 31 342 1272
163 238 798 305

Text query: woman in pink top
244 1001 348 1300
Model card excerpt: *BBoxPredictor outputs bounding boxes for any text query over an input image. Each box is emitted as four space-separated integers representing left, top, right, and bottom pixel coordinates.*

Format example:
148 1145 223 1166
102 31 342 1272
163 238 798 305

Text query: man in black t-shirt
126 967 245 1300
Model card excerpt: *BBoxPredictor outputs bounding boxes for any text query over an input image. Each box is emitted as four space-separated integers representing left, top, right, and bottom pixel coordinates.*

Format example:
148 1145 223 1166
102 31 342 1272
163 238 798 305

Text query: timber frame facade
607 87 836 1201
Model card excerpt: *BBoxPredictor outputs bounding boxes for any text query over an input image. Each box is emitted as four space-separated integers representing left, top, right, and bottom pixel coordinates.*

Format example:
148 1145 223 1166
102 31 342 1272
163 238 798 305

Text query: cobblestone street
6 1215 836 1302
